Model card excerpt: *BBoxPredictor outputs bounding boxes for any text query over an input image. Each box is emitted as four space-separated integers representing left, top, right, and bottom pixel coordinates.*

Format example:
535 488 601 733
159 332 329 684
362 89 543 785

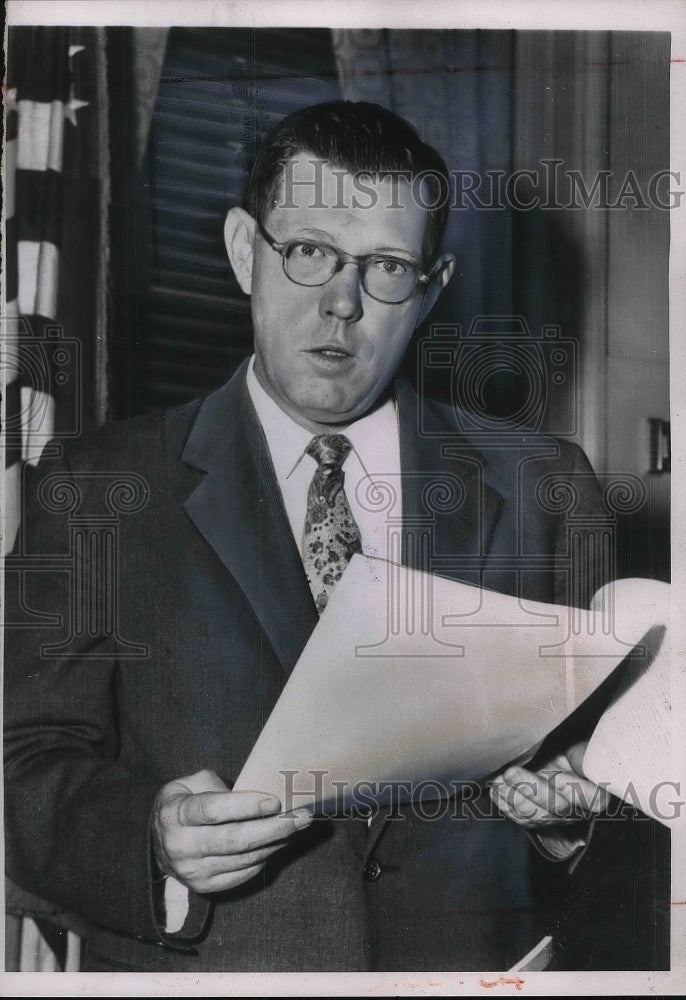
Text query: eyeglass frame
255 218 443 304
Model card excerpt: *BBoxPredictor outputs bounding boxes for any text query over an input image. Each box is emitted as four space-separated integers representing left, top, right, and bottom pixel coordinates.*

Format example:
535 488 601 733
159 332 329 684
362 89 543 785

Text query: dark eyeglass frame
256 219 441 304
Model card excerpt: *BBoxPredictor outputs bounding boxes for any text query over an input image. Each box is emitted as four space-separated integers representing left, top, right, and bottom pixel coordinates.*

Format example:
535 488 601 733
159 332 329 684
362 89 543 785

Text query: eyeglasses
256 219 440 304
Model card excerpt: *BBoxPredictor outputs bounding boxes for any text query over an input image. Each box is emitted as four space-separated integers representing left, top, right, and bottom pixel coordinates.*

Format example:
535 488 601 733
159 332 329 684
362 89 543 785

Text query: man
5 101 620 973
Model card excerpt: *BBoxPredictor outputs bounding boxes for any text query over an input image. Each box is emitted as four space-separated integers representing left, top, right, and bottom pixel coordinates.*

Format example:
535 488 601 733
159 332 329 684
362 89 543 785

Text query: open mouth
308 346 354 359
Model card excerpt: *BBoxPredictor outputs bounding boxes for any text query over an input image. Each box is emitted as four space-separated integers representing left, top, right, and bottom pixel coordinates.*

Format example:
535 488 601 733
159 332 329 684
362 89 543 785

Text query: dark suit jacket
5 360 651 972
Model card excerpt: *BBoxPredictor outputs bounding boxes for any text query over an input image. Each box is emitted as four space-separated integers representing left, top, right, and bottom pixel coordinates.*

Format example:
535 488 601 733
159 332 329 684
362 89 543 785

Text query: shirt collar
246 355 398 479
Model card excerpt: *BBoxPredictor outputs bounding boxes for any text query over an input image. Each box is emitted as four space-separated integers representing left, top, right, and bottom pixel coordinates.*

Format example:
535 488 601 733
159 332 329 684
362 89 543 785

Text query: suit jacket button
363 859 382 881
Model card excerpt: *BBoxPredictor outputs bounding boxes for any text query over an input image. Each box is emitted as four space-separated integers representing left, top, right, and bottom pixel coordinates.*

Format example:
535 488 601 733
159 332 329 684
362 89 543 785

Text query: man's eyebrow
372 246 420 261
286 227 337 243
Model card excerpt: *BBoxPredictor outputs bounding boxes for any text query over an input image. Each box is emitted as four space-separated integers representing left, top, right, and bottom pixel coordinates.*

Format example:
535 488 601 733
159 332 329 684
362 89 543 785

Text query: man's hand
152 769 312 894
489 746 609 830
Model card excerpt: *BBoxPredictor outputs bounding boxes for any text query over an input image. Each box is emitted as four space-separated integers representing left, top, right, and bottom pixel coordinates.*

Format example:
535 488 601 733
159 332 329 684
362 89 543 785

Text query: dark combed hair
245 101 451 263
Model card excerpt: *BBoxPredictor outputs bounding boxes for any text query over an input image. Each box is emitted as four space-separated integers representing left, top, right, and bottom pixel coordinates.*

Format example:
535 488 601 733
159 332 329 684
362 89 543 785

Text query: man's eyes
286 242 411 274
290 242 328 259
371 258 408 275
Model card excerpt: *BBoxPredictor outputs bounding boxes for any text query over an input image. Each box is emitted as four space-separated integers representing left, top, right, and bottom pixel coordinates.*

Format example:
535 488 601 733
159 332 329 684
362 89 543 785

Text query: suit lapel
180 362 318 674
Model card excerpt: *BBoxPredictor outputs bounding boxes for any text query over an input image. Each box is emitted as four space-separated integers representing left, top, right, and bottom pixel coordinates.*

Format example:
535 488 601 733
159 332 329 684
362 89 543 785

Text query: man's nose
318 262 364 323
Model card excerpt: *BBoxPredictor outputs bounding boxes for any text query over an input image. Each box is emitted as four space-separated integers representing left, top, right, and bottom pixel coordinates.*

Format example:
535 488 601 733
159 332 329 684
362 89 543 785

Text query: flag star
64 44 89 125
64 95 89 126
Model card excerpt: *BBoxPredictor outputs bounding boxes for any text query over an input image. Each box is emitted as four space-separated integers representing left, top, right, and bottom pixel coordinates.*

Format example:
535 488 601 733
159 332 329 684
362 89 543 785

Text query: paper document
235 556 671 821
582 604 674 824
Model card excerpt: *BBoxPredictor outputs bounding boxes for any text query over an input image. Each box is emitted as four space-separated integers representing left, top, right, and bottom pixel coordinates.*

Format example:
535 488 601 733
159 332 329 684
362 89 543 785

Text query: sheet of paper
582 584 676 825
235 557 667 813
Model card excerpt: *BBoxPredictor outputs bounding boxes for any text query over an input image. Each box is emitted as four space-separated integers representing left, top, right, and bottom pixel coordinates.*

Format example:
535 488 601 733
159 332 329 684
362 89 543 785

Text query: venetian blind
132 27 341 413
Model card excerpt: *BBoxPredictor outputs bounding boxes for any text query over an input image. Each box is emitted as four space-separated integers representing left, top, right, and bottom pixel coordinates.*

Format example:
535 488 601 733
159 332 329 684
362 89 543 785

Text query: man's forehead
267 155 429 248
273 152 425 211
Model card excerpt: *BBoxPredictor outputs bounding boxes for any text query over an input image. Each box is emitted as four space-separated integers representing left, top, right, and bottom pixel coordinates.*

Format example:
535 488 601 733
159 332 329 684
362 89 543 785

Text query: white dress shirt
246 356 402 559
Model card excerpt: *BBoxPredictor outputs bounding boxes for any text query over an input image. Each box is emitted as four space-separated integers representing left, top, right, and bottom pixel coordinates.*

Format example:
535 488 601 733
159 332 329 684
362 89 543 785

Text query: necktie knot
306 433 353 470
306 434 353 507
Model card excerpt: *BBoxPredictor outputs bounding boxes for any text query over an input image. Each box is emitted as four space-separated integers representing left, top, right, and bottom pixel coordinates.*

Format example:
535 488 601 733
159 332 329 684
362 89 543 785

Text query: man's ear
223 207 256 295
416 253 456 326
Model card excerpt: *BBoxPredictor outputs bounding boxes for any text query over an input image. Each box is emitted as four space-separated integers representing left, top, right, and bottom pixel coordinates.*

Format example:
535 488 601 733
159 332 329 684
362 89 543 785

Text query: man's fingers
490 780 563 826
490 767 575 825
156 770 283 825
151 773 310 887
489 790 537 828
156 803 313 875
189 841 289 878
509 768 575 817
171 841 289 889
490 763 608 827
530 765 609 814
547 772 609 814
175 789 282 827
166 808 311 861
161 813 311 891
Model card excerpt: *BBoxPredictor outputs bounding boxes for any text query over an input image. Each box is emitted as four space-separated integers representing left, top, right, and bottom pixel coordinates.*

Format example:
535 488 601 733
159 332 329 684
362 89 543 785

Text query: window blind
131 27 341 413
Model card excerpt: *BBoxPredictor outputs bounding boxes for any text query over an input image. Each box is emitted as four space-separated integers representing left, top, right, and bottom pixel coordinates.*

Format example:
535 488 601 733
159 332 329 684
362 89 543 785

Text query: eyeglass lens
283 242 418 303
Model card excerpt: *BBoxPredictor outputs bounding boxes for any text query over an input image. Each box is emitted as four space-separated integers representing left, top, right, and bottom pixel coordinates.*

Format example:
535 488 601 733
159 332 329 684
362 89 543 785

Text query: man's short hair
245 100 451 263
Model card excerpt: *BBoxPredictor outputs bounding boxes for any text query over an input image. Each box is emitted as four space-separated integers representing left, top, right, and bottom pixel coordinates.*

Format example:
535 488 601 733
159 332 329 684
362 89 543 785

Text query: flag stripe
4 381 23 465
14 170 64 248
2 302 24 388
6 107 18 142
5 137 17 217
5 217 18 303
3 462 24 552
21 388 56 465
16 100 66 173
17 241 60 320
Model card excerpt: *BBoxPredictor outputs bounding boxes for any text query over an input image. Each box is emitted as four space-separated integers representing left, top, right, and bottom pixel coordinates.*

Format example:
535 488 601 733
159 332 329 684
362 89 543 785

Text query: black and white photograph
2 1 684 994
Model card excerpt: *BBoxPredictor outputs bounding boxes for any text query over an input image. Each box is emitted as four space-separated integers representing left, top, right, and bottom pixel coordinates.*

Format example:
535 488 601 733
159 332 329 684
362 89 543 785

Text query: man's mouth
308 346 354 359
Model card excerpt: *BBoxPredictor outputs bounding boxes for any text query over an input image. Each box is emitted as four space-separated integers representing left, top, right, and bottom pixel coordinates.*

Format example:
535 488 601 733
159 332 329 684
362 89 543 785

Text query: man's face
241 158 440 431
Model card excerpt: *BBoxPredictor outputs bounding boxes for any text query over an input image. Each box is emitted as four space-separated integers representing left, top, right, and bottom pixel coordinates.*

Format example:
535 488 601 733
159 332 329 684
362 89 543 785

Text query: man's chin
289 409 358 434
285 399 369 433
295 384 393 429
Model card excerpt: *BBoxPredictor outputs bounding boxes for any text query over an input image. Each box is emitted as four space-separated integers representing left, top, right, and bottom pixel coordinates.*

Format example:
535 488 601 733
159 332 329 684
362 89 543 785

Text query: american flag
4 27 98 553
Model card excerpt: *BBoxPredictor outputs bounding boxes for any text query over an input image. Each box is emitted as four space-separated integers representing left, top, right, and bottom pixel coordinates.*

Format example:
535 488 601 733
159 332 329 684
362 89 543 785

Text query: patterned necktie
302 433 363 615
